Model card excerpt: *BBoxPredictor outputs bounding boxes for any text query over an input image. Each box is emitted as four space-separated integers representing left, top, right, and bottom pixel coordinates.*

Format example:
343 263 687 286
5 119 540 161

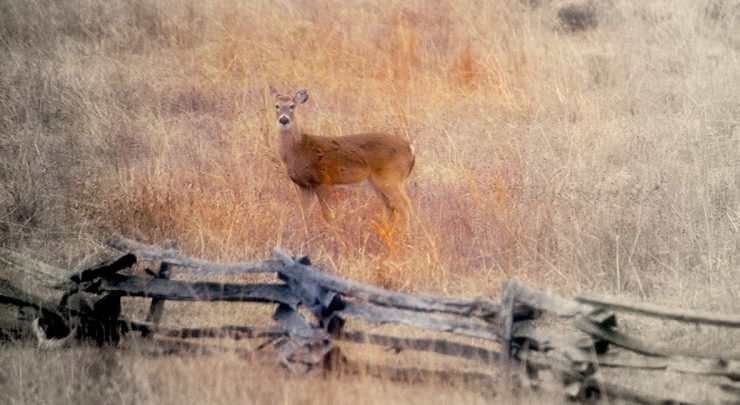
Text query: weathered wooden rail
1 235 738 404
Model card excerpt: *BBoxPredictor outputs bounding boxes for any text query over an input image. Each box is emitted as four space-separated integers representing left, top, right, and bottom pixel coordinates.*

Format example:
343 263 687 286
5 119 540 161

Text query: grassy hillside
0 0 738 403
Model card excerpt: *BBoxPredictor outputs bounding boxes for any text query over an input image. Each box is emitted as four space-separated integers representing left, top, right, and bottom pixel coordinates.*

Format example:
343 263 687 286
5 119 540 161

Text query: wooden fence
1 234 738 403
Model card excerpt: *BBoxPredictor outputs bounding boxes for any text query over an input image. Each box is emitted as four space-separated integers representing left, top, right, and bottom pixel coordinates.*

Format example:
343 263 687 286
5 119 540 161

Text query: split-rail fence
1 235 738 404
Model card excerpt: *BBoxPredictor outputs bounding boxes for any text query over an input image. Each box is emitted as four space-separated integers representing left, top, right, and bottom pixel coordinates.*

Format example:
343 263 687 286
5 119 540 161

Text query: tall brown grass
1 0 738 402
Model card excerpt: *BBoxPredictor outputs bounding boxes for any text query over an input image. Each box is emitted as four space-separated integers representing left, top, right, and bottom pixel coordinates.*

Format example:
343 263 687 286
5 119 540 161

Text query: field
0 0 738 403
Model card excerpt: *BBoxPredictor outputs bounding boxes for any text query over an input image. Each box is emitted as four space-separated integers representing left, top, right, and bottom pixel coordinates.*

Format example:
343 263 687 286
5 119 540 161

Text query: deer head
269 85 308 132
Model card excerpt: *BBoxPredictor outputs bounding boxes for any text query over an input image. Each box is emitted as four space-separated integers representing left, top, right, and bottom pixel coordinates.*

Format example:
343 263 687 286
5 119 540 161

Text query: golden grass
1 0 739 403
1 342 527 405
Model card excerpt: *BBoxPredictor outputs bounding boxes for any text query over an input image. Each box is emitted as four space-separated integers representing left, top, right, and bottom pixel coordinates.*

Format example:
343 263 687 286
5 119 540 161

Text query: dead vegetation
0 0 738 403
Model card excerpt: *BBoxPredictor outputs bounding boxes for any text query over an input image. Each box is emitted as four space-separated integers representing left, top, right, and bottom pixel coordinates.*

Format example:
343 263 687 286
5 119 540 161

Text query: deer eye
289 105 295 110
274 105 279 109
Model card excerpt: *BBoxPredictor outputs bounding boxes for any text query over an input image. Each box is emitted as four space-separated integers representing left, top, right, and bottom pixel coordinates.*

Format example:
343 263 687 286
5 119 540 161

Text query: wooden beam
596 353 740 381
577 294 740 328
350 361 499 388
0 279 59 314
500 280 516 366
124 320 286 339
0 249 70 338
0 246 69 300
595 380 695 405
106 234 283 276
272 248 530 321
274 254 337 324
338 300 502 342
499 279 590 318
272 303 315 338
514 327 594 364
143 239 175 338
573 315 740 360
86 274 300 306
122 322 503 366
106 238 532 321
340 331 501 364
123 335 254 359
69 254 137 283
0 246 69 286
718 383 740 396
519 349 591 384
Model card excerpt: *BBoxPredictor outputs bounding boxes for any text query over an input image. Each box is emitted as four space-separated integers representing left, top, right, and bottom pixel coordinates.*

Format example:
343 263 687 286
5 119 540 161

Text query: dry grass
1 341 531 405
1 0 739 403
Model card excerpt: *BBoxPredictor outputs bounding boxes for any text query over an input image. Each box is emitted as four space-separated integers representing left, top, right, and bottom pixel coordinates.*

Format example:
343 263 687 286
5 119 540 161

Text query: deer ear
269 85 280 98
295 89 309 104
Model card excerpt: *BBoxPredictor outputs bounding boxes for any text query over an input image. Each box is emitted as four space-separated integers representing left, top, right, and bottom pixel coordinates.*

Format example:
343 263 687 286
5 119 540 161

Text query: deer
269 86 415 233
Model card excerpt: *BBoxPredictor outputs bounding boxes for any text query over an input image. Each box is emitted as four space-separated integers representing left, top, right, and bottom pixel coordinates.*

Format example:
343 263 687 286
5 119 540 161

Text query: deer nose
279 116 290 125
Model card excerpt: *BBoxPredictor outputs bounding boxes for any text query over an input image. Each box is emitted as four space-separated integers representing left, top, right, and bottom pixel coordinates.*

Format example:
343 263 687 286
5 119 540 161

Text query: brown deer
269 86 415 231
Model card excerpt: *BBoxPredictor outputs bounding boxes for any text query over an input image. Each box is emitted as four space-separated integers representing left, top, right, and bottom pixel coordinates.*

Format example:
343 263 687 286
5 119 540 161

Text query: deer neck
278 123 304 164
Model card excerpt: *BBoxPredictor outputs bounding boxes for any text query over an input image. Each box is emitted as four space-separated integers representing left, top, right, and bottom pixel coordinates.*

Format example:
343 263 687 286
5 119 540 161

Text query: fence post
500 280 516 388
142 239 177 338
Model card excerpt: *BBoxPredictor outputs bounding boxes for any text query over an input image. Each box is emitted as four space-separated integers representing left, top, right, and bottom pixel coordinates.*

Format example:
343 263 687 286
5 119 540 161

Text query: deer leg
294 185 316 231
314 185 336 223
296 185 315 213
370 177 411 233
387 185 411 232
